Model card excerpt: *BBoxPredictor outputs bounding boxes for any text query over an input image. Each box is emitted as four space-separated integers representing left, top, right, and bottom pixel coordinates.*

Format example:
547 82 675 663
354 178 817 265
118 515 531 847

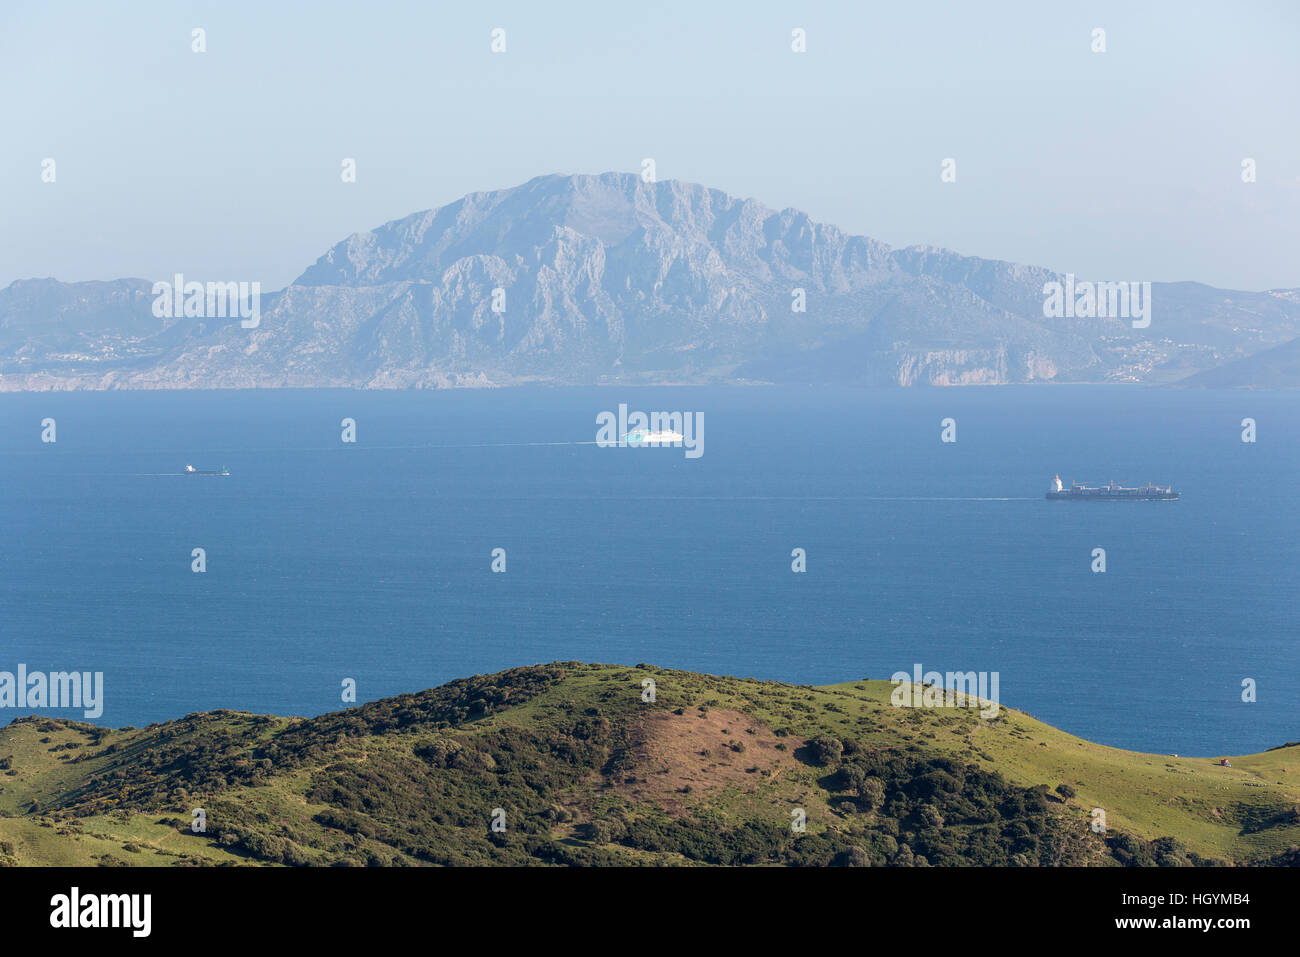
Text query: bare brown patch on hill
608 708 805 815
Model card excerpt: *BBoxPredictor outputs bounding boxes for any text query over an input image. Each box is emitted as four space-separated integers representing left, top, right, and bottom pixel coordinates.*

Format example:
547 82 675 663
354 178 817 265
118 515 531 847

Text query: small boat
184 465 230 476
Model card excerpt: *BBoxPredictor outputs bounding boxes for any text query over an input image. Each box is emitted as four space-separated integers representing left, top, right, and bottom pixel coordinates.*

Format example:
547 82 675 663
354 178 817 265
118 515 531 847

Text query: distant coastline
3 175 1298 392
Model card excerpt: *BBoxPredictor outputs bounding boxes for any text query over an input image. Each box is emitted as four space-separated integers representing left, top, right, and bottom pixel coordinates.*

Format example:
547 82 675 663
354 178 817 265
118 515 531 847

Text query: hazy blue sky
2 0 1297 290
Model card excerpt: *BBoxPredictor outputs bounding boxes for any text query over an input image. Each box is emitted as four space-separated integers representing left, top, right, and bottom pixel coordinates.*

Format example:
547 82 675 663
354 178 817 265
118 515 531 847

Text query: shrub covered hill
1 663 1298 867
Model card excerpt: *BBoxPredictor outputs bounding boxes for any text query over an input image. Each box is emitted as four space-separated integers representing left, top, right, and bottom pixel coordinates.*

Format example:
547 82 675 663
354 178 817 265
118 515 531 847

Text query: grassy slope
817 681 1299 861
0 663 1295 866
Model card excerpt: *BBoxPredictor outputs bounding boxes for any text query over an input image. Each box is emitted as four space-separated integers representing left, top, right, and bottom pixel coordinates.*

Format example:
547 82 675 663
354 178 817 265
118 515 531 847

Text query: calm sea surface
0 385 1295 755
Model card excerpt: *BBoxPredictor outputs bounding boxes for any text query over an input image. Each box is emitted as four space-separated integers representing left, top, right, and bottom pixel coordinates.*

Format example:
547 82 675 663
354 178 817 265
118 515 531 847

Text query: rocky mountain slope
1177 334 1300 389
3 173 1298 390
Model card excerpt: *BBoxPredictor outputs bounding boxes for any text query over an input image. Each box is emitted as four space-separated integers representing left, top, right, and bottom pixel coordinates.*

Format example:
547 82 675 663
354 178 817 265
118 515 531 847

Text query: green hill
0 663 1296 867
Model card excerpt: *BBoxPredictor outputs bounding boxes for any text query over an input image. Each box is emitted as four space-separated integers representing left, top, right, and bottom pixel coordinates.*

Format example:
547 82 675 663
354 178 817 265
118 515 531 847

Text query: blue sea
0 386 1296 756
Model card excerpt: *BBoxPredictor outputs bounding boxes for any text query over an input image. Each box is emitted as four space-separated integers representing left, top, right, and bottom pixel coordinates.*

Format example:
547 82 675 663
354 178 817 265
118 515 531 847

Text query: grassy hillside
0 663 1296 867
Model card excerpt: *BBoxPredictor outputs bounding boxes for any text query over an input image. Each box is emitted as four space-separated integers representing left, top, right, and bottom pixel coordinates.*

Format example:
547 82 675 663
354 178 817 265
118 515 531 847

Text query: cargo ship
1046 475 1177 500
184 465 230 476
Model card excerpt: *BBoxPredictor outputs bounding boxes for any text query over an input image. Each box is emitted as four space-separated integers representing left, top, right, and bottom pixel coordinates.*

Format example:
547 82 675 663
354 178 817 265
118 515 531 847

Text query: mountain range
3 172 1298 390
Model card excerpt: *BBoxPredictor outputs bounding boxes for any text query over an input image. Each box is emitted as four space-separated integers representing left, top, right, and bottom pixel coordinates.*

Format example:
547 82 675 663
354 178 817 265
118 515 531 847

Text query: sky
1 0 1297 291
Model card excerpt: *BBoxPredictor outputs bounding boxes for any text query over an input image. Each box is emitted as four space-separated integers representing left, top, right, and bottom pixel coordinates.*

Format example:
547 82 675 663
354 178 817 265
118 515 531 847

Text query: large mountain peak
3 174 1299 390
292 172 879 291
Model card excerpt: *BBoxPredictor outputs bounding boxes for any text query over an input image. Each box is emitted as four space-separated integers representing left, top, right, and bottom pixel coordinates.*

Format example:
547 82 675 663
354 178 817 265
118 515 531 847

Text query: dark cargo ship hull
1046 490 1179 500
